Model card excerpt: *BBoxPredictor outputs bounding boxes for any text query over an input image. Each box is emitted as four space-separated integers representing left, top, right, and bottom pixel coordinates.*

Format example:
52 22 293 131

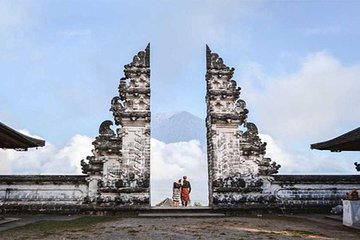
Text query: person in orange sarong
181 176 191 207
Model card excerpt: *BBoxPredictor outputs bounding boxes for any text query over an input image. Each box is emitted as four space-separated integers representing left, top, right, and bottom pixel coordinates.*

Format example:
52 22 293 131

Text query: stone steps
138 212 225 218
138 206 225 217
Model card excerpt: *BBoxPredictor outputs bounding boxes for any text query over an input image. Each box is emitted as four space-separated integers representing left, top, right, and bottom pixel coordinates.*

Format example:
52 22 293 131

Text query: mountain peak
151 111 206 147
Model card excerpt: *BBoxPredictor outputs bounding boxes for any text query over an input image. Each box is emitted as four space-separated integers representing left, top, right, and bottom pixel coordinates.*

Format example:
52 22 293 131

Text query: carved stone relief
81 44 279 209
206 45 280 207
81 44 150 208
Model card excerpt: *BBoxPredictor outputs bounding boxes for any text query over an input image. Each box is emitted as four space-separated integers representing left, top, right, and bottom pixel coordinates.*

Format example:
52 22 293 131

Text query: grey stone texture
81 44 151 209
205 45 280 208
0 175 87 213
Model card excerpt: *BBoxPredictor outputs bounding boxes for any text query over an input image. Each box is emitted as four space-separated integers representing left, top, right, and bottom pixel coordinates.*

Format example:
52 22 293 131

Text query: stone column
205 45 280 208
81 44 150 209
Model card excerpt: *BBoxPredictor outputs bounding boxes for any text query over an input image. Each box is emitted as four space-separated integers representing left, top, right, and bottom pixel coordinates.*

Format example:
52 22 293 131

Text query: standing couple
172 176 191 207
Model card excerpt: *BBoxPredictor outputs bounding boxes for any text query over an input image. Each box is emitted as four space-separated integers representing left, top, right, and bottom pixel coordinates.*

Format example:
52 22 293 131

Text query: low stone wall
271 175 360 210
0 175 87 213
212 175 360 210
1 174 359 212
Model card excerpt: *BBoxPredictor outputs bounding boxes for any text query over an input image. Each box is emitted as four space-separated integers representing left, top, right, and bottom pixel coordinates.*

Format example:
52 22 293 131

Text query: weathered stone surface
81 44 151 208
204 46 360 210
205 45 280 208
343 200 360 228
273 174 360 184
0 175 87 213
270 175 360 209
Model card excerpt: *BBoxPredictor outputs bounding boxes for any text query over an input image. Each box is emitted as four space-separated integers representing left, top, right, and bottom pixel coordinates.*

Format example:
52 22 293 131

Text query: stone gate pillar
81 44 150 209
205 46 280 209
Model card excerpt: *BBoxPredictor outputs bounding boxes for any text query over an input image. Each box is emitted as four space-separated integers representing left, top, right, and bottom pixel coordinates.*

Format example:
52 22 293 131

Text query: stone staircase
138 207 225 218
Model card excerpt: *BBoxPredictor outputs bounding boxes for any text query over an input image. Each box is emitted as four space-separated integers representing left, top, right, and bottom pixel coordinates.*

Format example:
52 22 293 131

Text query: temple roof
0 122 45 151
310 127 360 152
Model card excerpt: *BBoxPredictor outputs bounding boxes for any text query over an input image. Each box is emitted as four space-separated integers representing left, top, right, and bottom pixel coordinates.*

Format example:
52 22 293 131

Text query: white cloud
1 130 356 207
0 150 11 173
0 134 209 205
244 51 360 142
150 138 208 205
18 129 44 140
259 134 293 171
260 133 360 174
0 134 93 175
151 138 205 180
240 52 360 174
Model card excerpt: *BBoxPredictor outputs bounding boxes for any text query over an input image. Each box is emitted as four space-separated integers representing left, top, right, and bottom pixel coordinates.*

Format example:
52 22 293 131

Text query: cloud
18 129 44 140
238 52 360 174
243 51 360 142
0 133 209 205
259 134 293 171
150 131 359 206
57 30 92 37
260 133 360 174
151 138 208 205
151 138 205 180
1 130 356 207
0 134 93 175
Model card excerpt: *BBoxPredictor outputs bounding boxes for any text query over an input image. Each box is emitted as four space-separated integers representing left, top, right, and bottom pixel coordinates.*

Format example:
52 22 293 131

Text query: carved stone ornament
81 44 151 208
111 44 151 126
206 45 233 72
206 45 281 206
125 43 150 69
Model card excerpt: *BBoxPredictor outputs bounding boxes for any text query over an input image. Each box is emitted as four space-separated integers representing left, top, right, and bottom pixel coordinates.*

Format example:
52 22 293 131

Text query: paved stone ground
1 214 360 239
0 214 80 232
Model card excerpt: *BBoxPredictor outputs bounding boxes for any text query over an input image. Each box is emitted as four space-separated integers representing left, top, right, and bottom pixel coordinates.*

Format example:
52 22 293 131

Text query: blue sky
1 0 360 204
1 1 360 145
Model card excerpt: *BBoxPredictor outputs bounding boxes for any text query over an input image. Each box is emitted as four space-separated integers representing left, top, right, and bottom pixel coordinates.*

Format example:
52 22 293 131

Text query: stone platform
138 207 225 218
0 217 20 225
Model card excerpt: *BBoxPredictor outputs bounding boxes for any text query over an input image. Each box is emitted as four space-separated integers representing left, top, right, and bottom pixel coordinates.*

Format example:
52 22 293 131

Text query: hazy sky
1 1 360 205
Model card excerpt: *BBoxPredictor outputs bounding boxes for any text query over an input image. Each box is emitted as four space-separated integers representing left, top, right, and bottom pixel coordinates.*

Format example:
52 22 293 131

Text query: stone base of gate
93 191 150 209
